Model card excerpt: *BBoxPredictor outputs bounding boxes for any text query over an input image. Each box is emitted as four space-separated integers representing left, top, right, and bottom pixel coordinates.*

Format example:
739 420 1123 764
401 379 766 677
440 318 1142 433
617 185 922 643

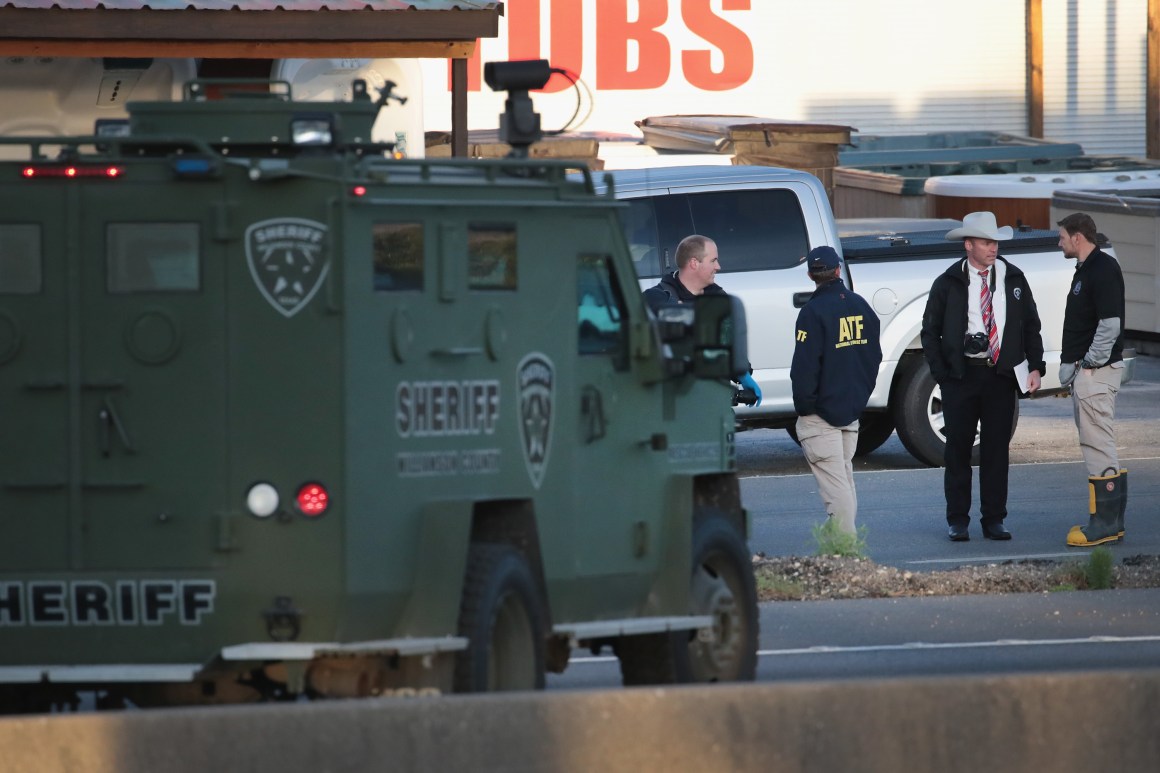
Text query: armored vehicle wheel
454 544 546 693
893 355 1019 468
677 514 759 682
616 513 758 685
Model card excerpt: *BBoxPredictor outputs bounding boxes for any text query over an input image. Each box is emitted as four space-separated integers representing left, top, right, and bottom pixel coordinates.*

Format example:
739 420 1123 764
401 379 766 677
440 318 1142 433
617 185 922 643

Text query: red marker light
351 185 367 197
296 483 330 517
19 165 125 179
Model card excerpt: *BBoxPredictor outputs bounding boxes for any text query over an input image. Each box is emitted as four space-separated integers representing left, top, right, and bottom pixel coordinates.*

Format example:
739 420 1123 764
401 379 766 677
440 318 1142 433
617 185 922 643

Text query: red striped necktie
979 269 1000 365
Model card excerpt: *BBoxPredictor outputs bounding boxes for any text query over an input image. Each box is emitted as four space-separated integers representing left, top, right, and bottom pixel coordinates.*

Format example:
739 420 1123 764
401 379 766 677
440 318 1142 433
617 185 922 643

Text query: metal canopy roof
0 1 503 58
0 1 503 156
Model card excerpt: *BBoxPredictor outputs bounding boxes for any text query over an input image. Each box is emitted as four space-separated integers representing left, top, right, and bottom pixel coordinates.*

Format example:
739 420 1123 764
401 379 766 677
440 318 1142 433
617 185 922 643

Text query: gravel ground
753 553 1160 601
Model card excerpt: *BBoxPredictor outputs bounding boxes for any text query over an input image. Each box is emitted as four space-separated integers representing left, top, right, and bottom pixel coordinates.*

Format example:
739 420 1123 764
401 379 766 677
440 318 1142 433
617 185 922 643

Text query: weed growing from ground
812 519 868 558
1084 546 1115 590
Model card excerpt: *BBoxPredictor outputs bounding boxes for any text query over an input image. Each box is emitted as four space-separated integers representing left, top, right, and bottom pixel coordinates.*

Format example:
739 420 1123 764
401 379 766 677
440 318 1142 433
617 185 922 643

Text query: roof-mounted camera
484 59 552 159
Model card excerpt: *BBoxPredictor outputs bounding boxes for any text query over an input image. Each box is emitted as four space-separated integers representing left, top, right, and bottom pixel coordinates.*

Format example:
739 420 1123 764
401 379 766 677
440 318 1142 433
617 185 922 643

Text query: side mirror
692 294 748 380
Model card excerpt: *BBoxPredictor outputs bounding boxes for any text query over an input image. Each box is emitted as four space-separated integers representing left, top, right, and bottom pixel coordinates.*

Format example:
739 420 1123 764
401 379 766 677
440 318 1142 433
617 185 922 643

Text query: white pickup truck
594 165 1134 467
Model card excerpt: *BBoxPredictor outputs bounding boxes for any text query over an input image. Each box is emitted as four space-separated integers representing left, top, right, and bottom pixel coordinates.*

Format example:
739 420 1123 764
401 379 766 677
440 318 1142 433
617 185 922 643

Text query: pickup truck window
0 224 41 294
686 189 809 274
625 189 809 279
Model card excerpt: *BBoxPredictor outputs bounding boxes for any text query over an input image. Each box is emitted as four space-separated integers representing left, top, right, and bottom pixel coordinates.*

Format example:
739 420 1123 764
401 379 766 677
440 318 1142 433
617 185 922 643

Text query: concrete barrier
1 670 1158 773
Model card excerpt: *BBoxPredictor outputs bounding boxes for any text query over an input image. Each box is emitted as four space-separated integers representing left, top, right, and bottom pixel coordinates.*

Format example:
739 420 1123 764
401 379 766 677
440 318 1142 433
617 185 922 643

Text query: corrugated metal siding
1043 0 1147 156
796 1 1028 136
0 1 498 10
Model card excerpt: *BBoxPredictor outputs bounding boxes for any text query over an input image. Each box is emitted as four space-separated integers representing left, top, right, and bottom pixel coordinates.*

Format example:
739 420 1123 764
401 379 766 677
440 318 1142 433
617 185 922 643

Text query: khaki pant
796 414 859 535
1072 365 1122 477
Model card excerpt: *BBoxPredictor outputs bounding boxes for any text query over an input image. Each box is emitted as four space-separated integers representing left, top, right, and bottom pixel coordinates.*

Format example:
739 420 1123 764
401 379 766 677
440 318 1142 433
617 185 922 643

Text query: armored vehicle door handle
431 347 484 358
24 379 65 391
792 291 814 308
98 397 135 457
580 385 606 444
82 380 125 391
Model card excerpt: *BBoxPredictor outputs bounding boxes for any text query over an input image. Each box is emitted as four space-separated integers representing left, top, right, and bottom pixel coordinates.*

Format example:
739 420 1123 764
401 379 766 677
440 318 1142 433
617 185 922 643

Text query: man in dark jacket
1057 212 1128 547
644 234 761 403
921 212 1046 542
791 246 882 536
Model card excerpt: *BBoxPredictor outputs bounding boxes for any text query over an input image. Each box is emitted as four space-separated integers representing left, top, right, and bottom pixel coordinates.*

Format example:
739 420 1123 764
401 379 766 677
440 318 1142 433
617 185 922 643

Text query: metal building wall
1044 0 1148 155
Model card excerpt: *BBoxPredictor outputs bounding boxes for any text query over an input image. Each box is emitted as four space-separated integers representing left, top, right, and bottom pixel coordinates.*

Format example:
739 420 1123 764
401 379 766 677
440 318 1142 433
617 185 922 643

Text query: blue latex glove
738 373 762 406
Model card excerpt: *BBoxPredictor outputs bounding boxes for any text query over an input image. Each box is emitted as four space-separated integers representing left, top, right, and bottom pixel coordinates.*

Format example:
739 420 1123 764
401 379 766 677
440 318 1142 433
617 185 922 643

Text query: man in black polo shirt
1057 212 1128 547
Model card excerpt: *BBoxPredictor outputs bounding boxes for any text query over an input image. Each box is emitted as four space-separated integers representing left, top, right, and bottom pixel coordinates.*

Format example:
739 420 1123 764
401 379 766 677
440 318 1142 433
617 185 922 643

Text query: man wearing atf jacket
921 212 1045 543
791 246 882 536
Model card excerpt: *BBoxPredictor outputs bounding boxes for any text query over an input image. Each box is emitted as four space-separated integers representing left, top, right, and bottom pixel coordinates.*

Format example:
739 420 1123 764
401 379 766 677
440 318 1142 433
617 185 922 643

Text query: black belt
965 357 993 367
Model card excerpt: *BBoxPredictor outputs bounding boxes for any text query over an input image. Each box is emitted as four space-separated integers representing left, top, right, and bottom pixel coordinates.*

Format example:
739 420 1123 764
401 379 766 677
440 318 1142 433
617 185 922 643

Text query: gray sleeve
1084 317 1121 366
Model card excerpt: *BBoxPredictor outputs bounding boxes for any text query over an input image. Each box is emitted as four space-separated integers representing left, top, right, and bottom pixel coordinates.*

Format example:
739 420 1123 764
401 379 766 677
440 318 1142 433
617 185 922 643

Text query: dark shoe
981 522 1012 540
948 524 970 542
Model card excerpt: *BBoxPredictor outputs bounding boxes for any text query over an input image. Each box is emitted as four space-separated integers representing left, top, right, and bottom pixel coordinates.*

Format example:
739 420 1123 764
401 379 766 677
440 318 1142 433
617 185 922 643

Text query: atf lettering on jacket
836 315 869 348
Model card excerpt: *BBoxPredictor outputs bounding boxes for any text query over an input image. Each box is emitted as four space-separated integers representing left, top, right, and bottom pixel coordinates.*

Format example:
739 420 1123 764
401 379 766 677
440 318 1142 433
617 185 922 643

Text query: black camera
964 332 989 355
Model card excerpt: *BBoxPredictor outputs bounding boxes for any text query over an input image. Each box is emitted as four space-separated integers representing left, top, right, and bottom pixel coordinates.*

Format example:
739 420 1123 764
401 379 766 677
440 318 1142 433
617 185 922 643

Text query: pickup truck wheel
453 544 546 693
854 412 895 457
615 513 758 685
893 358 950 467
892 356 1020 467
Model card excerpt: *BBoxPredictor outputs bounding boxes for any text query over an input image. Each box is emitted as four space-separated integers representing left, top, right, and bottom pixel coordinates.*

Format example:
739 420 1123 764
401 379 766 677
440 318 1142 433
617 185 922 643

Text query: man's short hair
674 234 713 270
808 267 840 282
1057 212 1098 245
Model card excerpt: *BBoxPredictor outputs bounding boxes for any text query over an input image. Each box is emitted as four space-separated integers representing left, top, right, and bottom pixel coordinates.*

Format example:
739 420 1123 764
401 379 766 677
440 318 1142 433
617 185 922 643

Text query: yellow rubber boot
1068 470 1123 547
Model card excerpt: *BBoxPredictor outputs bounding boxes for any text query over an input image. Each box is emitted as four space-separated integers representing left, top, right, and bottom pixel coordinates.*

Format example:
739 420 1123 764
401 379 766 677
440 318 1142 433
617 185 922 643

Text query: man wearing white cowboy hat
920 211 1046 542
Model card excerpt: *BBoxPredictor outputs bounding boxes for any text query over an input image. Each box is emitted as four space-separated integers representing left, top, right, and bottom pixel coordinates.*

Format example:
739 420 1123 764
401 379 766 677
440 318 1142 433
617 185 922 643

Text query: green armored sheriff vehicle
0 60 757 711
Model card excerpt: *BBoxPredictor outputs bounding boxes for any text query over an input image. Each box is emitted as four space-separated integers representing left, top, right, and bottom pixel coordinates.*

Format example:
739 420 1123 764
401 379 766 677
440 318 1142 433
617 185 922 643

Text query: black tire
854 412 895 457
675 515 759 682
788 413 893 457
453 544 546 693
615 514 758 685
891 355 1020 468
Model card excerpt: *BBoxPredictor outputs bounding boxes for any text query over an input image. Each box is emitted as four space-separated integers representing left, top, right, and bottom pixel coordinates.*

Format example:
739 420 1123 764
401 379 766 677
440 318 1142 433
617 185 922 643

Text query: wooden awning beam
0 7 497 43
0 40 475 59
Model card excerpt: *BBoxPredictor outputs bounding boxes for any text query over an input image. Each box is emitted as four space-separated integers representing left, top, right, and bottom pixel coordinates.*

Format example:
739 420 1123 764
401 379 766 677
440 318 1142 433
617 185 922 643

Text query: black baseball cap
807 245 840 271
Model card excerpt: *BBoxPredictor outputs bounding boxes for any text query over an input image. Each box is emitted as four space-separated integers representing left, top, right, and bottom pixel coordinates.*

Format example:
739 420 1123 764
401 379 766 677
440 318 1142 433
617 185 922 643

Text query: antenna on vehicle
484 59 551 159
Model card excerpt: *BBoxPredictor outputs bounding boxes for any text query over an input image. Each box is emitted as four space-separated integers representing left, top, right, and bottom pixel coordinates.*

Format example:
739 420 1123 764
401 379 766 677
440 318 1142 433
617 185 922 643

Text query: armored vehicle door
0 189 71 571
74 181 227 570
567 226 664 616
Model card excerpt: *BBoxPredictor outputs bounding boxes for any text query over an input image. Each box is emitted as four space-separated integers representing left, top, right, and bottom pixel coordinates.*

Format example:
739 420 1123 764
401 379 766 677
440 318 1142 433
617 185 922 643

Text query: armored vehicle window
685 189 808 273
107 223 200 293
468 224 517 290
0 224 42 294
578 254 626 361
373 222 424 292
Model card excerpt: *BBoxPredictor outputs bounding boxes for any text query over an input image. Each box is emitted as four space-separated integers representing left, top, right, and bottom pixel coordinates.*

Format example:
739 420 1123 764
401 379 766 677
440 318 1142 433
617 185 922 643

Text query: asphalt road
549 354 1160 690
740 353 1160 566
